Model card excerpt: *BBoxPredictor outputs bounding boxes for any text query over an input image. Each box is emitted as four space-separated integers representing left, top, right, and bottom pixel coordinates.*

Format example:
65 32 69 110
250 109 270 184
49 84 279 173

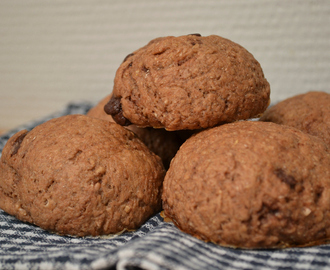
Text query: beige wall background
0 0 329 131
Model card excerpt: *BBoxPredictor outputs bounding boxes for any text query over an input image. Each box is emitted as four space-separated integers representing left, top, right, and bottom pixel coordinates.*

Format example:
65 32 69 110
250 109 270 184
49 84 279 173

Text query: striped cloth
1 102 330 270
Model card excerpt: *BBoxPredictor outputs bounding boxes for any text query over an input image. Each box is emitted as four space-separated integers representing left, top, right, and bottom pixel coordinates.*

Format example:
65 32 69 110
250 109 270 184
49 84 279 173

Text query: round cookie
105 34 270 131
259 91 330 146
87 94 186 169
0 114 165 236
162 121 330 249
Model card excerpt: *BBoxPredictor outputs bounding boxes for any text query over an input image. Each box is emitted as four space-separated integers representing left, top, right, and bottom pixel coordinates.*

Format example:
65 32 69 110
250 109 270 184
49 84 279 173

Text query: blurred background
0 0 329 132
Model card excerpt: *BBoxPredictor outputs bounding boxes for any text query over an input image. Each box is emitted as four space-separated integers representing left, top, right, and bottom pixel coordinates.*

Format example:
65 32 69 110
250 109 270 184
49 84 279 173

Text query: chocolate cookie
87 94 185 169
260 91 330 146
105 34 270 131
0 115 165 236
162 121 330 248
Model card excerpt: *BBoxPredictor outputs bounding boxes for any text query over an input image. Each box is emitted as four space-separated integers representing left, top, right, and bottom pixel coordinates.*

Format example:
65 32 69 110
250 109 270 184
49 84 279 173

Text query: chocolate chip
104 95 121 115
123 53 134 63
187 34 203 46
314 186 324 203
274 168 297 189
188 33 201 37
142 65 149 73
104 96 131 126
11 130 28 157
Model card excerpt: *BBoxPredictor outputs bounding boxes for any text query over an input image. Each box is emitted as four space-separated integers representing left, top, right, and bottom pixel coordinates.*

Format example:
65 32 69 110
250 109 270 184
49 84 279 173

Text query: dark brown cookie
105 34 270 131
87 94 187 169
0 114 165 236
260 91 330 146
162 121 330 249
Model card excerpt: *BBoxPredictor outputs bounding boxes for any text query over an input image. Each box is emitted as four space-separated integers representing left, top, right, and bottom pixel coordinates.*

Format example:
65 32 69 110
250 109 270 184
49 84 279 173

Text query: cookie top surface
162 121 330 248
106 34 270 130
0 114 165 236
260 91 330 146
87 94 184 169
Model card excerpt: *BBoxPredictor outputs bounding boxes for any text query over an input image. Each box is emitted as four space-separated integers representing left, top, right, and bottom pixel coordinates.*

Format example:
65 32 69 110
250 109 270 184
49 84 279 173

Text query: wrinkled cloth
1 101 330 270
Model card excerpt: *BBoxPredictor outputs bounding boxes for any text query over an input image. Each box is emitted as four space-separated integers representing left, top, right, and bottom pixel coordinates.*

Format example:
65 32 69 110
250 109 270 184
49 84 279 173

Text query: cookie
104 34 270 131
0 114 165 236
162 121 330 248
259 91 330 146
87 94 185 169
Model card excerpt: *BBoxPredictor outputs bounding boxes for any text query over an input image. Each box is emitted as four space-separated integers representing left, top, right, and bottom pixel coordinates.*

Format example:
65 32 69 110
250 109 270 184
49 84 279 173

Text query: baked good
87 94 185 169
260 91 330 146
0 114 165 236
162 121 330 248
104 34 271 131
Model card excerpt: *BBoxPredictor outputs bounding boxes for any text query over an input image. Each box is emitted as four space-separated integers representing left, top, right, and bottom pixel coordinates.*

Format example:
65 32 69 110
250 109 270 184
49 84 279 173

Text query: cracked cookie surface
0 114 165 236
162 121 330 248
106 34 270 130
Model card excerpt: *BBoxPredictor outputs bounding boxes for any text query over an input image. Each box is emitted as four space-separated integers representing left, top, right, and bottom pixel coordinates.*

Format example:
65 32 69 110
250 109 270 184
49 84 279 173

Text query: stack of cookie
1 34 330 249
99 34 330 248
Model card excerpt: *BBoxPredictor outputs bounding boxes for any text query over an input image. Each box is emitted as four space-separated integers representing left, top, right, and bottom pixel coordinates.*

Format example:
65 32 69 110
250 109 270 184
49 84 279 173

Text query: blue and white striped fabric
1 102 330 270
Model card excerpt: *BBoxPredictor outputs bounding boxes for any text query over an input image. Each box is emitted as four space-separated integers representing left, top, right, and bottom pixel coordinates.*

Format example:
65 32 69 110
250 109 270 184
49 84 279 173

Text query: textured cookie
105 34 270 131
87 94 185 169
162 121 330 249
260 91 330 146
0 114 165 236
